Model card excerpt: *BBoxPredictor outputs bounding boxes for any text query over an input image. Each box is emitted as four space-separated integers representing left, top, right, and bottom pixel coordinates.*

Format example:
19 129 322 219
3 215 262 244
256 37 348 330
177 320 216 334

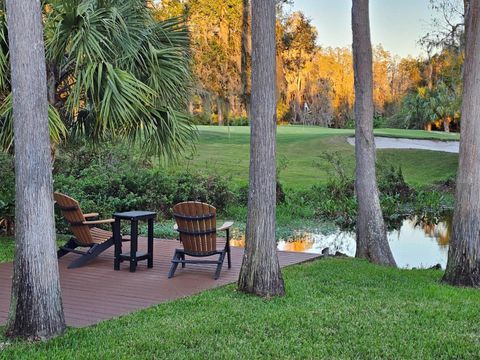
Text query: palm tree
0 0 195 159
5 0 65 339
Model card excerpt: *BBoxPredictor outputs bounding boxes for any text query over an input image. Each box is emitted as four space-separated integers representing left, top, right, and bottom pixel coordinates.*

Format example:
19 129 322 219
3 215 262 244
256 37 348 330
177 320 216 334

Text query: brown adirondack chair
54 192 120 269
169 201 233 279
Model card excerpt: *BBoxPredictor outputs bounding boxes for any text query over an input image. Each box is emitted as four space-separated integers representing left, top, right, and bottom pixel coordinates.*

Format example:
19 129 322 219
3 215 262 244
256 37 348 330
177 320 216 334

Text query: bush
307 152 449 230
228 117 249 126
344 115 387 129
53 143 234 232
0 153 14 234
191 113 211 125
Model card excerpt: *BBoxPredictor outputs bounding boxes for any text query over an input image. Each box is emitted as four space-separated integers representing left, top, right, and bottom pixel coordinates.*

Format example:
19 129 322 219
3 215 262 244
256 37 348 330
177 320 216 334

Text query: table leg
114 218 121 270
130 220 138 272
226 228 231 269
147 218 154 268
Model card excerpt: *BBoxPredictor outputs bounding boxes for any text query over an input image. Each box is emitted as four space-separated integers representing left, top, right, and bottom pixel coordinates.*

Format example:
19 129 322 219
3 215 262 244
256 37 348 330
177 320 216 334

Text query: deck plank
0 238 320 327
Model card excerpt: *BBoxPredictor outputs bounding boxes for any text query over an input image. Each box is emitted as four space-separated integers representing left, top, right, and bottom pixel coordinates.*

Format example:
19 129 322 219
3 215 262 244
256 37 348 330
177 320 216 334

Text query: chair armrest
83 219 115 225
217 221 234 232
83 213 99 219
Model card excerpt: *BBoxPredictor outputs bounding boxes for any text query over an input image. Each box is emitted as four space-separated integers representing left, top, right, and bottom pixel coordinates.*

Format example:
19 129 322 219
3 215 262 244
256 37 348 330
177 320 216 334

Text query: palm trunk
5 0 66 339
443 0 480 287
238 0 285 297
241 0 251 116
352 0 396 266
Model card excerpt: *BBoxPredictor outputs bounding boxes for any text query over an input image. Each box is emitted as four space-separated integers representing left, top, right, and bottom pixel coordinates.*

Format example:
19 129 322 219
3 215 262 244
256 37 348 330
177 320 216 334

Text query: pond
230 214 452 269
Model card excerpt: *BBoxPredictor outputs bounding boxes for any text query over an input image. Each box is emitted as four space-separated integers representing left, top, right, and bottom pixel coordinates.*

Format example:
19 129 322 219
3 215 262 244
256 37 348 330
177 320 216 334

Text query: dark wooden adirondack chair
54 192 120 269
169 201 233 279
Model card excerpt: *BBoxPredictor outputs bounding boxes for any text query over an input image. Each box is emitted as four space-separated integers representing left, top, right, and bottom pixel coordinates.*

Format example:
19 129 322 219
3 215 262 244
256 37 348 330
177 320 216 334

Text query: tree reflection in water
229 212 453 268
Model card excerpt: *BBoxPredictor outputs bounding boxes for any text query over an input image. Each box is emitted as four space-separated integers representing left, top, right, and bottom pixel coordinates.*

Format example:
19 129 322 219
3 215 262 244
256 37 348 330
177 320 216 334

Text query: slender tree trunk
238 0 285 297
241 0 251 116
443 117 451 133
5 0 66 339
46 64 57 106
188 100 194 115
217 97 224 126
201 93 212 123
352 0 396 266
443 0 480 287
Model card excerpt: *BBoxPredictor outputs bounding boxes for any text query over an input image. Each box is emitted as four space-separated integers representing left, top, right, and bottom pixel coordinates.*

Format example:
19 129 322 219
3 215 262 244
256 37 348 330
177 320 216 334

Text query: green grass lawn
0 236 14 263
171 126 458 188
0 236 69 263
0 254 479 359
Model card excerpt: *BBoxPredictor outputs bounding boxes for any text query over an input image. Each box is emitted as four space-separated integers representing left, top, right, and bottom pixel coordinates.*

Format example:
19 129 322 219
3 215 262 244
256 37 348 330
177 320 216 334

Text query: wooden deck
0 238 320 327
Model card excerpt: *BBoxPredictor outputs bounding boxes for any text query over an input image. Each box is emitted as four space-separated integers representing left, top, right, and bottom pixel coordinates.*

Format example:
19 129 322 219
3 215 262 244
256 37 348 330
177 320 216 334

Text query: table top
114 211 157 220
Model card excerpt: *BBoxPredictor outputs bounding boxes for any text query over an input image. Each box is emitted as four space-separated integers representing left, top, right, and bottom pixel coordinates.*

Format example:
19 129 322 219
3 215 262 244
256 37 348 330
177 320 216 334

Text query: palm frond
0 95 67 152
0 7 10 92
1 0 196 160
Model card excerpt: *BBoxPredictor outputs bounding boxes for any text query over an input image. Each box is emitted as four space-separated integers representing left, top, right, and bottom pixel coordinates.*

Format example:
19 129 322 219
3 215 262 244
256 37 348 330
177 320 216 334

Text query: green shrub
0 153 14 234
191 113 211 125
228 117 249 126
307 152 452 230
52 143 234 233
344 115 387 129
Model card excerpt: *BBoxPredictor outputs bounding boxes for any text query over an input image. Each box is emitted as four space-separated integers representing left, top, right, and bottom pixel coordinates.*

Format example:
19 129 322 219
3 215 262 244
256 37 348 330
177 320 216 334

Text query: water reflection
231 214 452 269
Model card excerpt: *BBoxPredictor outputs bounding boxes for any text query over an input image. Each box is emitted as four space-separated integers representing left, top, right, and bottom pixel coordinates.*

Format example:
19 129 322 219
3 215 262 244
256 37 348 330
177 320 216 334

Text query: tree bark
240 0 251 116
5 0 66 340
238 0 285 297
217 97 224 126
443 0 480 287
201 92 212 123
443 117 451 133
352 0 396 266
188 100 194 115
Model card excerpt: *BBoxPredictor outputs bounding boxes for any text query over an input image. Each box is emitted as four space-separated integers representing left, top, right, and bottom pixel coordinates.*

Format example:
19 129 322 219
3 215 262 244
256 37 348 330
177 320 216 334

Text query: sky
291 0 432 58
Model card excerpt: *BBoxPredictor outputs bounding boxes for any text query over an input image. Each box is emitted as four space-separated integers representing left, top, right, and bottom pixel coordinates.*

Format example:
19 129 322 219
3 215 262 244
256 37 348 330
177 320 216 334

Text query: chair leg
181 253 186 268
67 238 114 269
168 250 181 278
214 251 226 280
57 238 77 258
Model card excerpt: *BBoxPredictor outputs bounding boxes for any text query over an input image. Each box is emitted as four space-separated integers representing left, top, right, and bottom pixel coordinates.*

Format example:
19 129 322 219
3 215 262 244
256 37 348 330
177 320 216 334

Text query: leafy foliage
0 0 195 159
388 83 461 130
0 152 14 232
305 152 449 230
52 143 233 232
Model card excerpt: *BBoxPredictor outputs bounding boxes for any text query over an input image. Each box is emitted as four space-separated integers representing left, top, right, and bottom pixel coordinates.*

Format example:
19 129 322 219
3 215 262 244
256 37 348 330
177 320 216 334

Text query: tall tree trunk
352 0 396 266
443 0 480 287
241 0 251 116
443 117 451 133
201 92 212 123
238 0 285 297
188 100 194 115
217 97 224 126
5 0 66 340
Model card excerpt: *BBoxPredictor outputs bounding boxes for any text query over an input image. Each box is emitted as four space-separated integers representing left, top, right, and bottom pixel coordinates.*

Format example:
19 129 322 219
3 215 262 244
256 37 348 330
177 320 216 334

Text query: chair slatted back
54 192 93 246
173 202 217 255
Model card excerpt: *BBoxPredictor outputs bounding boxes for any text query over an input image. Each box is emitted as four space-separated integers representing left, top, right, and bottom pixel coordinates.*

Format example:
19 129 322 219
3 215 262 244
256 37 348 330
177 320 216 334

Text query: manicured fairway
172 126 458 188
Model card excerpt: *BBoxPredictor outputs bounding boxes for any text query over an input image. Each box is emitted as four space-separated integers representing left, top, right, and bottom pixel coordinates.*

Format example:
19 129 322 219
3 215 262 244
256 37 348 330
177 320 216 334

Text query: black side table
113 211 156 272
